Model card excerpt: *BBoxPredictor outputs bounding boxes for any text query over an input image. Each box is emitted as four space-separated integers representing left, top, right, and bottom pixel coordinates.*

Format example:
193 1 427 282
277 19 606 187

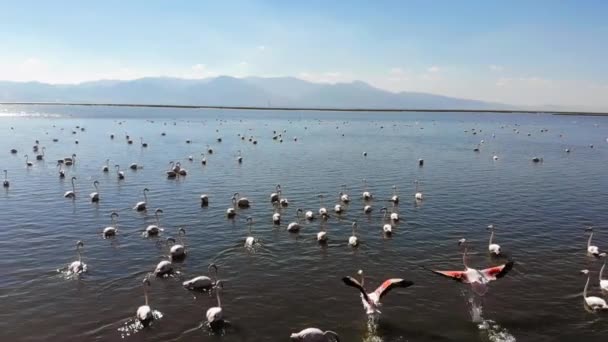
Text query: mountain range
0 76 510 109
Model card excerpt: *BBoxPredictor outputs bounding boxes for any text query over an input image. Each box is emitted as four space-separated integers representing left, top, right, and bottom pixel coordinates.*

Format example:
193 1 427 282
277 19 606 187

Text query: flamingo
177 162 187 176
102 212 119 238
348 221 359 247
389 206 399 222
362 179 373 200
587 227 602 256
287 209 303 232
237 150 243 163
390 185 399 204
154 257 173 277
334 203 343 214
273 211 281 225
167 228 186 259
67 240 87 274
201 153 207 165
380 208 392 235
318 194 328 218
134 188 149 211
102 159 110 172
234 192 250 208
136 276 154 325
342 269 414 315
206 280 224 327
57 163 66 178
226 197 237 218
581 269 608 310
146 209 164 236
115 165 125 180
140 137 148 147
24 154 33 167
363 204 372 213
200 194 209 207
428 239 514 296
414 180 423 200
290 328 340 342
317 221 328 243
3 169 9 188
183 264 218 290
339 184 350 203
270 184 281 203
129 163 138 170
90 181 100 202
206 145 213 154
166 162 177 178
64 176 77 198
244 217 255 248
487 224 501 255
305 210 315 220
64 154 76 166
600 259 608 291
36 147 45 160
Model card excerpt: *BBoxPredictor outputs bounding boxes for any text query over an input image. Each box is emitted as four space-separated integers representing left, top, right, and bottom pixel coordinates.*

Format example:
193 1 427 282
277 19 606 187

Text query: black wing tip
497 260 515 278
398 279 414 288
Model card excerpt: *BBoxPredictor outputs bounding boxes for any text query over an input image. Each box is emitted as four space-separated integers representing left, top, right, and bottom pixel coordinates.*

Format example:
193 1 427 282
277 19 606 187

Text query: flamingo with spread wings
429 239 514 296
342 270 413 315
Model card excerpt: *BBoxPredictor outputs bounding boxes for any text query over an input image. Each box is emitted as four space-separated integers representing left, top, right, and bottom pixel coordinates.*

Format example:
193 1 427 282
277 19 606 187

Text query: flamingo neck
489 231 494 245
601 260 606 280
462 248 469 269
324 331 339 341
144 286 149 306
216 289 222 308
584 275 589 298
588 232 593 248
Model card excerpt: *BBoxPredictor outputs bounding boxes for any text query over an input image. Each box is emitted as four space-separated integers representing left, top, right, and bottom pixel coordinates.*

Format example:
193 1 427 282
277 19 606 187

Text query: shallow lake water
1 105 607 341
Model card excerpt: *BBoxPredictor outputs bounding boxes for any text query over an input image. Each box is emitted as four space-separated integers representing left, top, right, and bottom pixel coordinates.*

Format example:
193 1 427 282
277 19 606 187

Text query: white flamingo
115 164 125 180
146 209 164 236
3 169 9 188
154 257 173 277
136 276 154 325
342 269 414 315
201 153 207 165
206 280 224 327
64 154 76 166
414 180 423 200
237 150 243 163
234 192 250 208
318 194 328 218
380 207 392 235
487 224 501 255
389 206 399 222
67 240 87 274
134 188 149 211
363 204 372 214
226 197 237 218
58 163 66 178
64 176 77 199
317 221 328 243
290 328 340 342
349 221 359 247
166 162 177 179
600 259 608 292
102 212 119 238
167 228 186 259
339 184 350 203
90 180 100 202
129 163 139 170
177 162 187 176
183 264 218 290
581 269 608 310
36 147 45 160
305 210 315 220
270 184 281 203
287 209 303 232
334 203 343 214
390 185 399 204
273 211 281 225
102 159 110 172
362 179 373 200
200 194 209 207
587 227 602 256
140 137 148 148
244 217 256 248
25 154 33 167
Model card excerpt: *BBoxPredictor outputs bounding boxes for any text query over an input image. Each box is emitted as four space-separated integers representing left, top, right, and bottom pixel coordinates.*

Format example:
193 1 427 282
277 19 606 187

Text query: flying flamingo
342 269 414 315
428 239 514 296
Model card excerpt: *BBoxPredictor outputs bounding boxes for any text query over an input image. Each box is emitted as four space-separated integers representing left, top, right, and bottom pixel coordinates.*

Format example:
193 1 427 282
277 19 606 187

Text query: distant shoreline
1 102 607 116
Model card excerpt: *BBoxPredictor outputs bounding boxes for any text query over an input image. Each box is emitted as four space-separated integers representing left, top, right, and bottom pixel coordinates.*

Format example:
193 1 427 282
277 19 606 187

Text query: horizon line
1 102 606 116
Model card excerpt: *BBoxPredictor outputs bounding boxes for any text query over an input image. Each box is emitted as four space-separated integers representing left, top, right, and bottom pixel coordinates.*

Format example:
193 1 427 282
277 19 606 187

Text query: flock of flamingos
4 121 608 342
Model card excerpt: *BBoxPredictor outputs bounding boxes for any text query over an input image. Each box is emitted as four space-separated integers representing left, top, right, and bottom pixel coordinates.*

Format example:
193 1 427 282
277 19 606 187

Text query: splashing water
468 296 516 342
117 310 163 338
362 315 384 342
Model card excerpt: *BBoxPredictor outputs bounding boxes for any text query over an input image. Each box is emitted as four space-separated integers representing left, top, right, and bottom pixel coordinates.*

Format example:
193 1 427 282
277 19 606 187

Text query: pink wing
431 270 467 282
373 278 414 299
480 261 514 281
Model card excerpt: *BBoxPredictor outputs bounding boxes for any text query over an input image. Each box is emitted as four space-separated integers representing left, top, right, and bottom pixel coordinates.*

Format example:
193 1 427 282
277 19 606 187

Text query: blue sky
1 0 607 108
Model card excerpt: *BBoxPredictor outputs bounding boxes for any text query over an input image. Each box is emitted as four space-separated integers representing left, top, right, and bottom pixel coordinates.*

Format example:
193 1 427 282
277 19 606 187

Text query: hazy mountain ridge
0 76 511 109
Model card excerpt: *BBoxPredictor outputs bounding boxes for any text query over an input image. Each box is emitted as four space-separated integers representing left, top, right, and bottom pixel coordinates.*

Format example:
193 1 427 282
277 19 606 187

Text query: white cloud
256 45 265 51
427 66 440 73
